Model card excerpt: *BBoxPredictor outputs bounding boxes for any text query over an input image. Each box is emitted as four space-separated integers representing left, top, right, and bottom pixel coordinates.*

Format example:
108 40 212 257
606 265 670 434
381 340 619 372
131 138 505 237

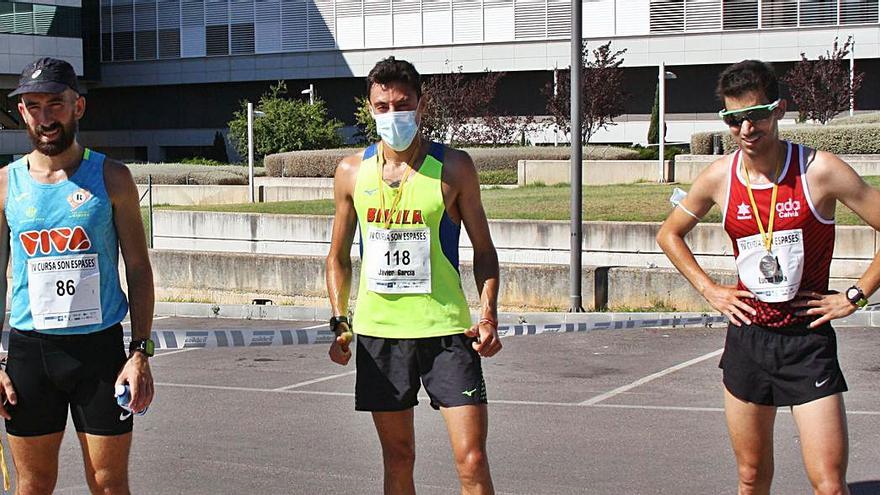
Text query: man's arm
0 169 17 419
793 151 880 327
325 154 360 365
105 159 154 412
447 149 501 357
656 159 756 326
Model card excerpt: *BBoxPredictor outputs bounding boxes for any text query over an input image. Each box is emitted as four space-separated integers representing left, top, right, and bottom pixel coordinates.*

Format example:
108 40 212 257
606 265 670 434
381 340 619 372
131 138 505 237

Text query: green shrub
691 123 880 155
353 95 379 144
178 157 231 166
629 144 687 160
827 112 880 126
265 145 641 177
128 163 266 185
779 124 880 154
478 169 518 185
690 131 720 155
227 81 343 161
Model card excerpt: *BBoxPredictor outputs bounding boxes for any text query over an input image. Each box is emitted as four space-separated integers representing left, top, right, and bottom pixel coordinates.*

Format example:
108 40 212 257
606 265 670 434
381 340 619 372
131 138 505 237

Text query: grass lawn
152 177 880 225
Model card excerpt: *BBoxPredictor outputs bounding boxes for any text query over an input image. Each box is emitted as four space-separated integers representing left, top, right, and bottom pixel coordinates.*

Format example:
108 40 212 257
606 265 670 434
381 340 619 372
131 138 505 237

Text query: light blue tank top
5 149 129 334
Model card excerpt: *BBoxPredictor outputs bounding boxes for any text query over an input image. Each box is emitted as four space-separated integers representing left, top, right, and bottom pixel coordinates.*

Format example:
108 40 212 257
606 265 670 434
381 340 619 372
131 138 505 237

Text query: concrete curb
154 302 877 328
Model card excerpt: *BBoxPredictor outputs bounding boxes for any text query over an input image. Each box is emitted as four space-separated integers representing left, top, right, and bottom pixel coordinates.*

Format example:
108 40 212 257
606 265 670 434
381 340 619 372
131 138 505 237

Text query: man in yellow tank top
326 57 502 494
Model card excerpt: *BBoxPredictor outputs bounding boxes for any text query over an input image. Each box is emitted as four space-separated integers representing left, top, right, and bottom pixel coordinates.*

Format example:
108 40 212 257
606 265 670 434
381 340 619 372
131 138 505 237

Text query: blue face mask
372 110 419 151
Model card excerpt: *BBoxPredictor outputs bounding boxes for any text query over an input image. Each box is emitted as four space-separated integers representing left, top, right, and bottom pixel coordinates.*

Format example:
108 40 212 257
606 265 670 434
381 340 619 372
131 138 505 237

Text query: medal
743 152 786 286
758 254 782 283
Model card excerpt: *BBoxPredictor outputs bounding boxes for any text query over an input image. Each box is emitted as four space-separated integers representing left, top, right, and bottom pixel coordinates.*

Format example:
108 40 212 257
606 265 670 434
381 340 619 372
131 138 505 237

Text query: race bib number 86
27 253 103 329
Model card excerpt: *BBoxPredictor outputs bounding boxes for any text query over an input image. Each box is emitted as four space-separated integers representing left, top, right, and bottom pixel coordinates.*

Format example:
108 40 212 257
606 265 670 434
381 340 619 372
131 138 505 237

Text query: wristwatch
329 315 351 336
129 338 155 358
846 285 868 308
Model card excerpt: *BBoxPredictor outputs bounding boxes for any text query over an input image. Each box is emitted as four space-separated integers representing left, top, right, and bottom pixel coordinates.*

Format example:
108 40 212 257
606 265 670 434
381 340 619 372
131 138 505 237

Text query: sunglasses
718 100 780 127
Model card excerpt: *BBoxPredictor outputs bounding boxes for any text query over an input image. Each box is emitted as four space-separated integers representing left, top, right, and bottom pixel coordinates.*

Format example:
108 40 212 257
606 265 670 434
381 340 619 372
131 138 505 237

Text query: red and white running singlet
723 142 835 328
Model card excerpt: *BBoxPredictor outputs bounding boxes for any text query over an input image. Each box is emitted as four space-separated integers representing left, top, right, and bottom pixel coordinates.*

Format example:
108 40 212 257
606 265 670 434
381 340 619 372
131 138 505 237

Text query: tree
421 67 506 145
227 81 343 161
782 36 864 124
543 41 627 145
209 131 229 163
354 67 535 146
353 95 379 144
647 85 660 146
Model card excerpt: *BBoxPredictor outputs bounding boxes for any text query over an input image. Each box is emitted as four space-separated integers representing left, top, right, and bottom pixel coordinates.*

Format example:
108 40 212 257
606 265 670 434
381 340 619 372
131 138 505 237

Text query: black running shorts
4 324 134 437
355 333 487 411
719 322 848 407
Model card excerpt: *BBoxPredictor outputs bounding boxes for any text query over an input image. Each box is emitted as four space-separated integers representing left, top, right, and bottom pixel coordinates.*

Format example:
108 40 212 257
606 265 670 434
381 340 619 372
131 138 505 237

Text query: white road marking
122 316 171 326
152 348 198 358
273 370 357 391
151 382 880 416
298 322 328 330
579 348 725 406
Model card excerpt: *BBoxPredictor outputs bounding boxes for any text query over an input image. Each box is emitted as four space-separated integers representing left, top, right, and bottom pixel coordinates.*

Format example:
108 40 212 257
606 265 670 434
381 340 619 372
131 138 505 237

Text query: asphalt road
5 316 879 494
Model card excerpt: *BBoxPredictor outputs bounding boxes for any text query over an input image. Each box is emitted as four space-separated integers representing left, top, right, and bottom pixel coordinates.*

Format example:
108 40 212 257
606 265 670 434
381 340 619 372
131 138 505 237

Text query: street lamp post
658 63 677 183
247 102 266 203
302 83 315 105
850 39 855 117
569 0 584 312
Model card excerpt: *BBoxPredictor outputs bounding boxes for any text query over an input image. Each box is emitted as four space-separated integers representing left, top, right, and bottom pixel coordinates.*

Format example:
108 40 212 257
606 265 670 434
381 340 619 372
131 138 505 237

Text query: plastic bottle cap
114 384 126 397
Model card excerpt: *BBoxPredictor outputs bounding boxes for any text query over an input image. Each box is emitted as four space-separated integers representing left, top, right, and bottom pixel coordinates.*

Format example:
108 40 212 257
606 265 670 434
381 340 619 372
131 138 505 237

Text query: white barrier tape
496 314 727 338
144 328 338 349
0 315 728 351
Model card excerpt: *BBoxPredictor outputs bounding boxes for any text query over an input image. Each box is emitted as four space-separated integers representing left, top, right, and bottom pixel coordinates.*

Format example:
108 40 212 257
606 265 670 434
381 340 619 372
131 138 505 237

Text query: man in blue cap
0 57 156 494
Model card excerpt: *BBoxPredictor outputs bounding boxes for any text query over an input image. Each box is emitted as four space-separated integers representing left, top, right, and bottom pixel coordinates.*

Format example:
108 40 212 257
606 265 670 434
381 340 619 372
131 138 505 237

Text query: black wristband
329 316 350 336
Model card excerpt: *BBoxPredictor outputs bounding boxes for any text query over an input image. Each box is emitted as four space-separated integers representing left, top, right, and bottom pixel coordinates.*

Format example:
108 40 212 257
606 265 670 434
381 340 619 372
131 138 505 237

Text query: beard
27 118 78 157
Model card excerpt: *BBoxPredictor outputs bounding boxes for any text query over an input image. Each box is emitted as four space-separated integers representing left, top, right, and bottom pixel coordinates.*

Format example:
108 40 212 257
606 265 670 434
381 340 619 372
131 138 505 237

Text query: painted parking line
153 348 198 359
152 382 880 416
578 348 725 406
273 370 357 391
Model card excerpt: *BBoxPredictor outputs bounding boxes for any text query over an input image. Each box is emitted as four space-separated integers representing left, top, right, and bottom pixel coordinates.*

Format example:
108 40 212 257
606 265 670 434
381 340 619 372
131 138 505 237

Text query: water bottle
114 384 148 416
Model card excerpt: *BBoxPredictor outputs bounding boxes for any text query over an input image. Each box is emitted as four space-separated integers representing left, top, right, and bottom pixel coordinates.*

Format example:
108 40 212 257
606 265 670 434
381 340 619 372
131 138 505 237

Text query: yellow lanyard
377 141 417 229
743 158 782 253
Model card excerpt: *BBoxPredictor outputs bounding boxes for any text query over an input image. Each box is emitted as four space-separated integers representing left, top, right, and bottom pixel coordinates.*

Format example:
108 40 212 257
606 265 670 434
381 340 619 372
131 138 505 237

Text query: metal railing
138 175 154 249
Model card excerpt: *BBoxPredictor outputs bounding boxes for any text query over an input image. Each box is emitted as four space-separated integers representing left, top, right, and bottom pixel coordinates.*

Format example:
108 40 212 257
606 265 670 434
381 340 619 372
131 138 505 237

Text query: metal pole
148 174 154 249
247 101 255 203
553 68 559 147
658 62 666 183
850 39 855 117
309 83 315 105
569 0 584 312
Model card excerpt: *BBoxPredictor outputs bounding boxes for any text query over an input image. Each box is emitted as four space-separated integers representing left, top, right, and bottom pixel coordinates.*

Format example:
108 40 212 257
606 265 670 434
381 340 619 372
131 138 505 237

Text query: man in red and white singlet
658 60 880 495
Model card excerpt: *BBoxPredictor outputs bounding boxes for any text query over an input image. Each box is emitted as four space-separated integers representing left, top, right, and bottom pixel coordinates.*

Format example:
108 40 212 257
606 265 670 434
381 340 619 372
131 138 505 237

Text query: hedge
264 145 640 178
691 123 880 155
128 163 266 185
827 112 880 126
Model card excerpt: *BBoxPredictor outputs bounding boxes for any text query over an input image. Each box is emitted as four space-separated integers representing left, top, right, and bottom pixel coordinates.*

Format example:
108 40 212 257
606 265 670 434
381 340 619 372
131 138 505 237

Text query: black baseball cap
9 57 82 97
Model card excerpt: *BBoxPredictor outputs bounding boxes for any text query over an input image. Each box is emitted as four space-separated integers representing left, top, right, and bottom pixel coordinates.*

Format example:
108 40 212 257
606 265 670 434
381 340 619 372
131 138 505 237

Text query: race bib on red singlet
735 229 804 303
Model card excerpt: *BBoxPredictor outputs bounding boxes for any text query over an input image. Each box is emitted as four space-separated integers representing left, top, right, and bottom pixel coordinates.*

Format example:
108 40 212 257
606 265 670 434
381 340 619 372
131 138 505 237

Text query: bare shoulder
333 149 366 199
439 145 477 184
101 158 137 201
103 157 134 182
335 149 365 179
697 154 733 185
805 149 852 179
